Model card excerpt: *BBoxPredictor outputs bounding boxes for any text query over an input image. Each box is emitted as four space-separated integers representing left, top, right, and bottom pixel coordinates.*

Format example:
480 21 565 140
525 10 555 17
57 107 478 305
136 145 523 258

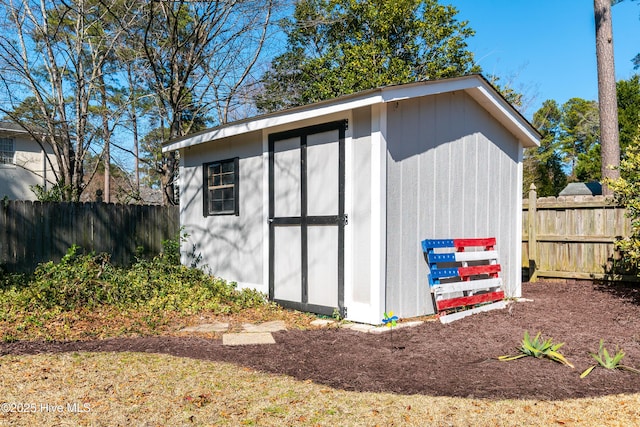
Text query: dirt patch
2 281 640 400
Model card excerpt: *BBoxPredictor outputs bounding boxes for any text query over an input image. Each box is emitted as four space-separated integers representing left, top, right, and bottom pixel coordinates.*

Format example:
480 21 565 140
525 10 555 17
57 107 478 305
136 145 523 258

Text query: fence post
528 183 538 282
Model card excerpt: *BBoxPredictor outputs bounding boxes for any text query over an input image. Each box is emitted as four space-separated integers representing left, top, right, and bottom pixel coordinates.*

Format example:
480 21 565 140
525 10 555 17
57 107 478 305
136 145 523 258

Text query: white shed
164 74 540 324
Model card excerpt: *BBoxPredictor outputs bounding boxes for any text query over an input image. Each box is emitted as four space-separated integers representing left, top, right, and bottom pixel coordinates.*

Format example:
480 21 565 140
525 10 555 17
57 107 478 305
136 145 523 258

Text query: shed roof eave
379 75 540 148
464 86 540 148
162 90 384 152
163 74 540 152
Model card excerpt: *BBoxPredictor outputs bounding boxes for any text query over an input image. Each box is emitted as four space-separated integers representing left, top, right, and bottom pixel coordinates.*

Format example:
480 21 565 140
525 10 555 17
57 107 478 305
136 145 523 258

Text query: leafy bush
0 235 267 315
22 245 119 310
607 132 640 274
30 183 70 202
0 266 23 290
499 331 574 368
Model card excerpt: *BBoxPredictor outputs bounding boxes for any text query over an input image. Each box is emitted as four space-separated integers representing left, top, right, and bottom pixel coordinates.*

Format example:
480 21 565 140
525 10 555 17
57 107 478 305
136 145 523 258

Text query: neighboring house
0 122 58 200
164 74 540 324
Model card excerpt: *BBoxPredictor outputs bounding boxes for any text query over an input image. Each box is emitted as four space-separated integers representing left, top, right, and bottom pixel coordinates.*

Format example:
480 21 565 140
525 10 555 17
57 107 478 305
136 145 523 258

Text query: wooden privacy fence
0 201 179 273
523 184 634 282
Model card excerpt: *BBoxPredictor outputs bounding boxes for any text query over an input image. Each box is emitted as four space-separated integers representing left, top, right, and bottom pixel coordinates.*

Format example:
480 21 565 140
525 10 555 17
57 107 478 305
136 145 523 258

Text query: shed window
0 138 14 165
203 158 239 216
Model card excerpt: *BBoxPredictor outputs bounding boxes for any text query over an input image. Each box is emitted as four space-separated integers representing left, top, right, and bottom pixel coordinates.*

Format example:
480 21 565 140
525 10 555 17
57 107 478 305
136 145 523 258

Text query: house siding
0 134 57 200
180 130 265 291
385 91 522 318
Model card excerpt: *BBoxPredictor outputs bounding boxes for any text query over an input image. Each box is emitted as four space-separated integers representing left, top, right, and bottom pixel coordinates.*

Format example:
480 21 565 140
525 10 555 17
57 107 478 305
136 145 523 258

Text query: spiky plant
580 340 640 378
499 331 574 368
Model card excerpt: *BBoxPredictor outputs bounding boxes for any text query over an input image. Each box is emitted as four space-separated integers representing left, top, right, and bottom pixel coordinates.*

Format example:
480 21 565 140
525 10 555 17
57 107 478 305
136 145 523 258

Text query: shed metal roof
163 74 541 152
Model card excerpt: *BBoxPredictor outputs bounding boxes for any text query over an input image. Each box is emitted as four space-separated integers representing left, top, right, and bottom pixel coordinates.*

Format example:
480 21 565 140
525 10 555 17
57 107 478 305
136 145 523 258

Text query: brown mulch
2 281 640 400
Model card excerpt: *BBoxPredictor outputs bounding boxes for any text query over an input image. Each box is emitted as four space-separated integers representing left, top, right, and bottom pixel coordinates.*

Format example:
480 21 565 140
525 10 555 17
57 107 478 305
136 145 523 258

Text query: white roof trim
163 75 540 152
466 85 540 148
378 77 539 148
380 75 482 101
164 94 383 152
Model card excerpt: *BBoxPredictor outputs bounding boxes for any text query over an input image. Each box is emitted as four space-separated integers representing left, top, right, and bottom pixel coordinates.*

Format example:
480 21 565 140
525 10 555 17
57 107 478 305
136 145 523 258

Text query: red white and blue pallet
422 237 506 323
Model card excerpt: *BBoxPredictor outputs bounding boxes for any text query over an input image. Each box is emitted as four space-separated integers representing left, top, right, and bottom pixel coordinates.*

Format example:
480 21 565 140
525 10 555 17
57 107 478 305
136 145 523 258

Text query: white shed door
268 121 346 317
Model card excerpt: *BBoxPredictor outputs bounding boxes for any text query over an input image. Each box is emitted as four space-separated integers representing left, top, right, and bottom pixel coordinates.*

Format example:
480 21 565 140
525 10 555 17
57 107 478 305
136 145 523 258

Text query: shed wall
179 131 265 291
385 91 522 317
348 106 373 308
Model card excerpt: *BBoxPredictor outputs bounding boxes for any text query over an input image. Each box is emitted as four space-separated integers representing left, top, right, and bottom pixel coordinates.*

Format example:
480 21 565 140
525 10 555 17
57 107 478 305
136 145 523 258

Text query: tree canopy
0 0 275 203
255 0 480 112
559 98 600 181
523 100 567 197
0 0 133 201
524 73 640 196
617 74 640 152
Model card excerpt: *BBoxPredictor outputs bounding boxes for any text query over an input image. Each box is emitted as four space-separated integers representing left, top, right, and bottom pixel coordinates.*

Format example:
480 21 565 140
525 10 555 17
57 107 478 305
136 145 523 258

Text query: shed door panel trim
268 120 346 317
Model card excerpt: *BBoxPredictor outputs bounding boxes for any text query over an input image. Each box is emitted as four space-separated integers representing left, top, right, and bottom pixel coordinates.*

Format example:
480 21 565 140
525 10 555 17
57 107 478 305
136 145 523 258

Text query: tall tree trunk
100 72 111 203
594 0 620 195
132 110 140 196
164 115 181 206
162 151 177 206
129 68 140 197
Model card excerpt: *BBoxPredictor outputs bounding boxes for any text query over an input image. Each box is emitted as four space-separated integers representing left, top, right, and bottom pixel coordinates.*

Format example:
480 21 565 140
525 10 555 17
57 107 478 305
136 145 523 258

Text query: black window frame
203 157 240 216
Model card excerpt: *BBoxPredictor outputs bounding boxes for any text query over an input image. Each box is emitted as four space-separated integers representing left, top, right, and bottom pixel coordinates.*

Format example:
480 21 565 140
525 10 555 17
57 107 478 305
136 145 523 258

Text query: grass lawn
2 351 639 427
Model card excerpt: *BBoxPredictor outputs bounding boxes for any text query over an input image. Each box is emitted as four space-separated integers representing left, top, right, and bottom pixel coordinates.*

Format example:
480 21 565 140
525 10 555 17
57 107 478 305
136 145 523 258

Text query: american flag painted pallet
421 237 505 313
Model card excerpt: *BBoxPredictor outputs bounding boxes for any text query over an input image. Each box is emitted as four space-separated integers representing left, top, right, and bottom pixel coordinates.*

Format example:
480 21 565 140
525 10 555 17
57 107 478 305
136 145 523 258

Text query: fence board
0 201 179 273
523 185 634 282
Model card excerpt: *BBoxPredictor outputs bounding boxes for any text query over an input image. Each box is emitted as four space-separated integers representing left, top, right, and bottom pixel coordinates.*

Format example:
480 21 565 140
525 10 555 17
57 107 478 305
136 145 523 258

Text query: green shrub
20 245 118 310
0 235 267 315
607 131 640 274
0 266 24 290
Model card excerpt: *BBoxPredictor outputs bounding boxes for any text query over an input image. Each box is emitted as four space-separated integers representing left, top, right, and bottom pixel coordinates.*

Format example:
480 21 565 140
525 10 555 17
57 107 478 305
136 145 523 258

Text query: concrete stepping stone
343 323 380 333
222 332 275 346
241 320 286 333
343 320 424 334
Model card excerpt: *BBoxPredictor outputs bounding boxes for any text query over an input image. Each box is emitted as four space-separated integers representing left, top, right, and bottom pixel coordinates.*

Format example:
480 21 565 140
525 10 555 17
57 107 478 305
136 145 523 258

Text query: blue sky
449 0 640 119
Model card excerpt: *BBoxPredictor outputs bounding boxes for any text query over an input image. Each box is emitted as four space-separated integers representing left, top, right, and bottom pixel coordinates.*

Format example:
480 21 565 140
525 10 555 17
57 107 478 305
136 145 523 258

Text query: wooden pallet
422 238 505 316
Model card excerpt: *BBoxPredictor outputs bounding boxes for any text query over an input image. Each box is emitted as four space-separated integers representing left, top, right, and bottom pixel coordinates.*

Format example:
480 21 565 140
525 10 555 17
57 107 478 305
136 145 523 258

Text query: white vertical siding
362 103 388 324
179 131 265 291
386 91 522 317
349 107 373 304
345 105 388 324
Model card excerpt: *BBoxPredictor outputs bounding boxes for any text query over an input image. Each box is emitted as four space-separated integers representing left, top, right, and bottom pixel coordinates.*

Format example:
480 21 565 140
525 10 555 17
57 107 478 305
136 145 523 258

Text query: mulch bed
2 281 640 400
